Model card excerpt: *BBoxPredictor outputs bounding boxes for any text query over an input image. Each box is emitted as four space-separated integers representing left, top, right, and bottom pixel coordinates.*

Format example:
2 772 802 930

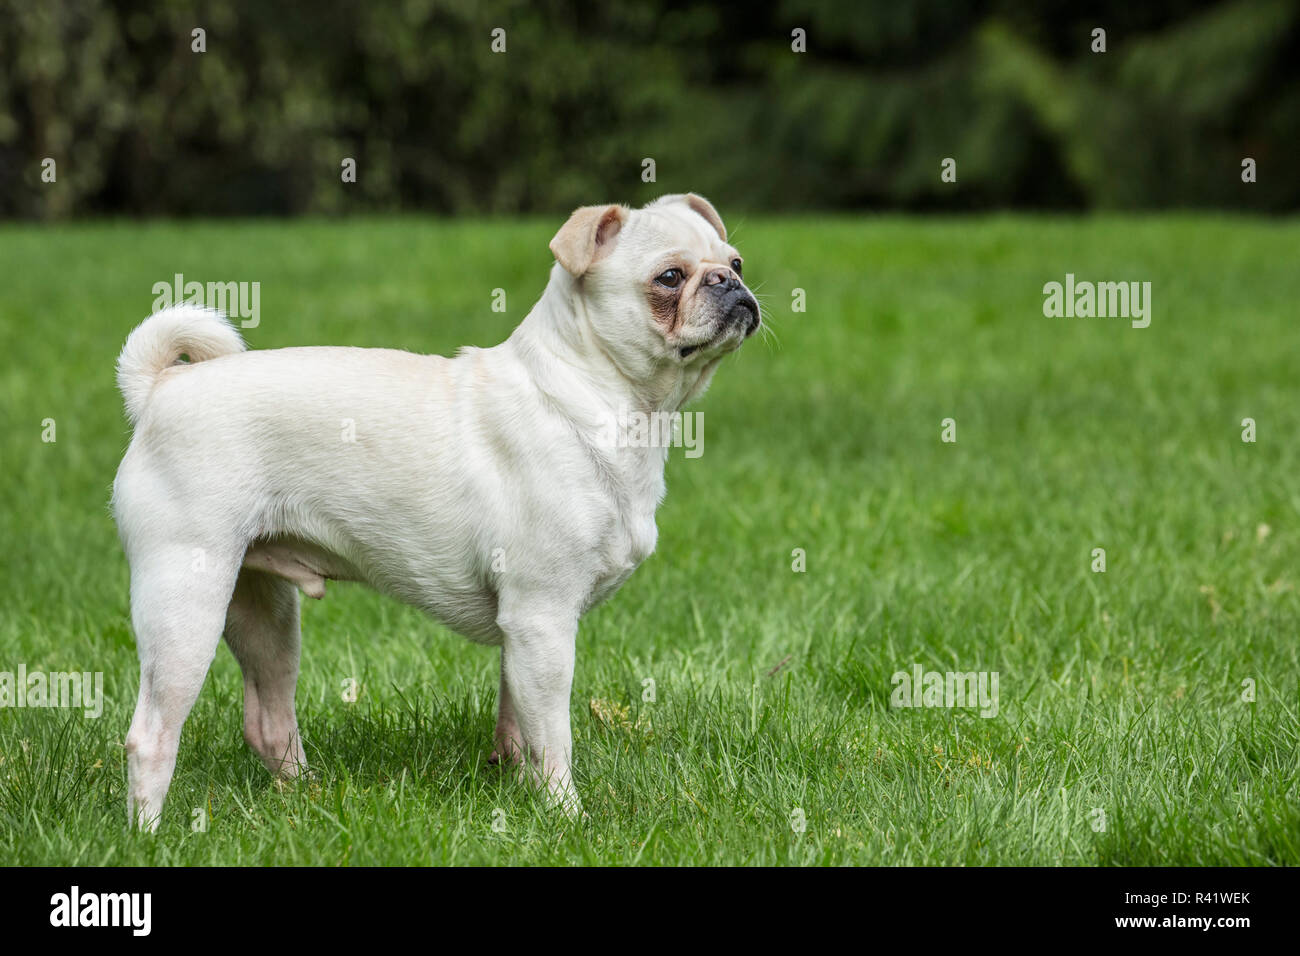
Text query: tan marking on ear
683 193 726 242
645 193 727 242
549 204 628 276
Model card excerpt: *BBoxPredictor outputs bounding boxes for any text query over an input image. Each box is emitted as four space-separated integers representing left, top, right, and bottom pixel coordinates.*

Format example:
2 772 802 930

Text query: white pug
112 193 759 829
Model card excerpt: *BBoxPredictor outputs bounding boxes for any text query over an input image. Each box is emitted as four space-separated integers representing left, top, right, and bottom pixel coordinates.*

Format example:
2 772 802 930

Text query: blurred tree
0 0 1294 218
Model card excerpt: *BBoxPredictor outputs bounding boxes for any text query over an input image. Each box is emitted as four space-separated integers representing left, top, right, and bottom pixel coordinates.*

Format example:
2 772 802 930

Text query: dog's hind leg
125 542 241 831
223 569 307 778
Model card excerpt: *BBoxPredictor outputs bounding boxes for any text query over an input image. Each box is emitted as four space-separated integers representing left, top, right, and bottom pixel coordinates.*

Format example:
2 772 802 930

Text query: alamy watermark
152 273 260 328
1042 273 1150 328
0 665 103 718
596 406 703 458
50 886 150 936
890 665 999 718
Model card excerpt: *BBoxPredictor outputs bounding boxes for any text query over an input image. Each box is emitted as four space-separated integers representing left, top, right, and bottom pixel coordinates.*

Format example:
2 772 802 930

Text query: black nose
728 291 760 336
740 294 760 335
703 268 740 291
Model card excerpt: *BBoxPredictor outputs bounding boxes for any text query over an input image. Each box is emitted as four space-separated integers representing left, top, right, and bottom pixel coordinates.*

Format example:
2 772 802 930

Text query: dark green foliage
1 0 1296 218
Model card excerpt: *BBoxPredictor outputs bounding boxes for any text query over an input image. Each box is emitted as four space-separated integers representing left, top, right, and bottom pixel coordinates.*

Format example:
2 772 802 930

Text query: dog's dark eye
656 269 684 288
730 258 743 278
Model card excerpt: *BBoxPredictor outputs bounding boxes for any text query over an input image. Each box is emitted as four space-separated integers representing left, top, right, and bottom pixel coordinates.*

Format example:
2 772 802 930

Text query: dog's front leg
496 602 581 817
489 654 523 766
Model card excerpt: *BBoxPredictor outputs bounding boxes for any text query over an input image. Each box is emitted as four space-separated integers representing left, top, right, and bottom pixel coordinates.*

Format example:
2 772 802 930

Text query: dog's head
548 194 759 382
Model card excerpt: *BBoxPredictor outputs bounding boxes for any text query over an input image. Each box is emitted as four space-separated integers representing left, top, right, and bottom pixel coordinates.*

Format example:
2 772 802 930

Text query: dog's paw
488 739 524 767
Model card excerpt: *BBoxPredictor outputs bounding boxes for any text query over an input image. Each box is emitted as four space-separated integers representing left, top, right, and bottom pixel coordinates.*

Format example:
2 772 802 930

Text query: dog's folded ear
647 193 727 242
550 204 629 276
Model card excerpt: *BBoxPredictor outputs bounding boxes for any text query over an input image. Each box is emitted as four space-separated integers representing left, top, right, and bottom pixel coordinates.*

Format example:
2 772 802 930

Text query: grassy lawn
0 214 1297 865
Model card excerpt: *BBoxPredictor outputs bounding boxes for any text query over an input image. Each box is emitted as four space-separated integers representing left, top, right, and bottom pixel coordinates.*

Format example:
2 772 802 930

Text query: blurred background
1 0 1297 219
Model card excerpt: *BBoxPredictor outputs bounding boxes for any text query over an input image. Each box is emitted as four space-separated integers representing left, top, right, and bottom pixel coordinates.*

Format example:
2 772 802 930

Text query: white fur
112 196 755 829
116 304 246 424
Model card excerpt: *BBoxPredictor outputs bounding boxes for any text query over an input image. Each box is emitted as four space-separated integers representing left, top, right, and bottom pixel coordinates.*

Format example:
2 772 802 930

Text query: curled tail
116 305 245 425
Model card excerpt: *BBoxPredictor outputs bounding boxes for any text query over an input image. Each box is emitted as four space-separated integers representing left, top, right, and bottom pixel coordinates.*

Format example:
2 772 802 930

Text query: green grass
1 214 1297 865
